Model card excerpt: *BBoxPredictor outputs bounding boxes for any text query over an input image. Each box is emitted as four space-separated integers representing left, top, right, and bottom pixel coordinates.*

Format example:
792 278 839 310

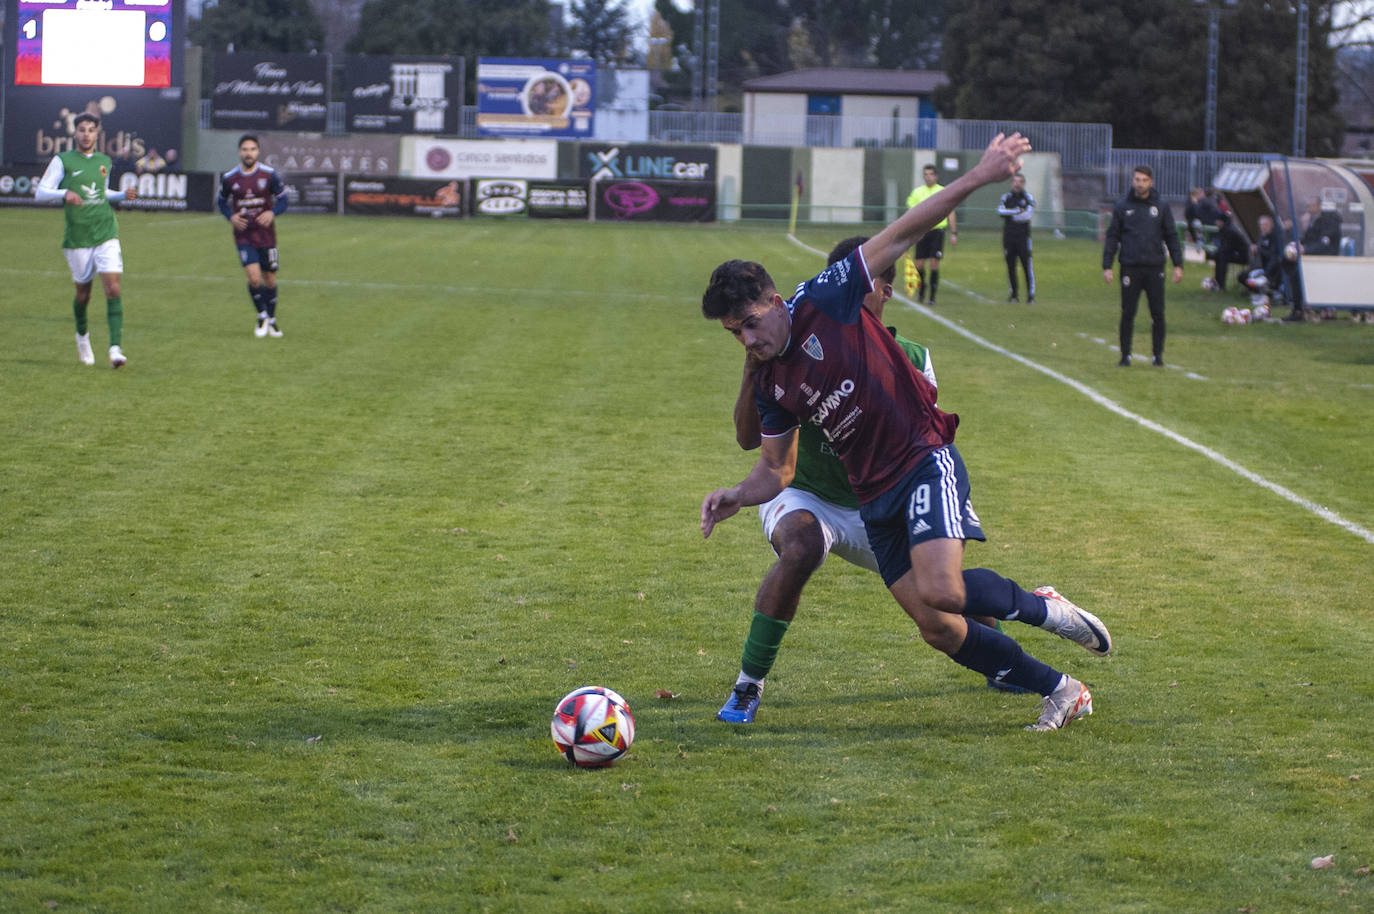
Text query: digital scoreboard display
14 0 174 88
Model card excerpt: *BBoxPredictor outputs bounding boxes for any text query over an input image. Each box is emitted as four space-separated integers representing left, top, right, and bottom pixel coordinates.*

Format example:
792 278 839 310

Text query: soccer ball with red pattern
551 686 636 768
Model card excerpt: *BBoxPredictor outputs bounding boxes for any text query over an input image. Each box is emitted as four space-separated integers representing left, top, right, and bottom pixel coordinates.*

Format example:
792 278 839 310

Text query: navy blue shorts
237 244 279 272
859 444 986 587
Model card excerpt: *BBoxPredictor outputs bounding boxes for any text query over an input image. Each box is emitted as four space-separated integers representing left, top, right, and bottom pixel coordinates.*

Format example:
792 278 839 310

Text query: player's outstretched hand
700 488 741 538
970 132 1031 187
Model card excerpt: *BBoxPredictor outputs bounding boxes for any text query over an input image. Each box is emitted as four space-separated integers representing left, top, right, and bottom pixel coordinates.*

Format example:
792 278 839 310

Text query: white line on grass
0 268 678 301
786 234 1374 545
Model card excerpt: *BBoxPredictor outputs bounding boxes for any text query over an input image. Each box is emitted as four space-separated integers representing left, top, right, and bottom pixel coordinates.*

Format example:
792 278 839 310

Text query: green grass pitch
1 208 1372 912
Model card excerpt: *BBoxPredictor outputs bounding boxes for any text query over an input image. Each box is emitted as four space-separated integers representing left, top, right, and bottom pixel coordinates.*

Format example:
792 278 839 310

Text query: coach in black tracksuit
1102 165 1184 367
998 173 1035 302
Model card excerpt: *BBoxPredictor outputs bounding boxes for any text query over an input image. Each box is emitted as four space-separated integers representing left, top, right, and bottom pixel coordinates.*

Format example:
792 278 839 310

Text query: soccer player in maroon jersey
700 134 1113 732
218 135 288 338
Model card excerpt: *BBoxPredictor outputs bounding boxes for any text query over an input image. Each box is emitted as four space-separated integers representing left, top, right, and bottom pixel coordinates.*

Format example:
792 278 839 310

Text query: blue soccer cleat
716 682 762 724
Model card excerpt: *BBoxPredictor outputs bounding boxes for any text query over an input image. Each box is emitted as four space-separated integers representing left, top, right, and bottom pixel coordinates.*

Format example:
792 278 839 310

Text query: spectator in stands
1300 198 1342 256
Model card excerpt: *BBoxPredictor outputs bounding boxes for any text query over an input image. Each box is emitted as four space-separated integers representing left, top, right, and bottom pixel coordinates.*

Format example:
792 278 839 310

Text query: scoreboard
13 0 175 88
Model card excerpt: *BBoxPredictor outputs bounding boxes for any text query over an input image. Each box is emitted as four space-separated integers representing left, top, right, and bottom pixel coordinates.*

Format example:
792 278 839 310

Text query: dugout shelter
1212 156 1374 312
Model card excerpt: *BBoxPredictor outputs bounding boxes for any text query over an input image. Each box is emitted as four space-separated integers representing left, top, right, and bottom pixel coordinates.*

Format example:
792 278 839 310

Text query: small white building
741 68 947 148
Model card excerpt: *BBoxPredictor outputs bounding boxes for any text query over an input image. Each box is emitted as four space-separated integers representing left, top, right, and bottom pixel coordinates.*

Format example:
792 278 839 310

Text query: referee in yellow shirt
905 164 957 304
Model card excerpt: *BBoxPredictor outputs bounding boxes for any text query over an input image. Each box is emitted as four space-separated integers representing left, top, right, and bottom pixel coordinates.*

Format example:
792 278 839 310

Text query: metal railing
1108 148 1268 202
194 99 1270 205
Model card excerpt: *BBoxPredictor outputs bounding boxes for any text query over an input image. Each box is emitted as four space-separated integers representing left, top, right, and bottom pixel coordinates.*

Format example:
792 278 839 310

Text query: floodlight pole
1204 7 1220 152
705 0 719 115
1293 0 1309 156
691 1 703 110
1196 0 1236 153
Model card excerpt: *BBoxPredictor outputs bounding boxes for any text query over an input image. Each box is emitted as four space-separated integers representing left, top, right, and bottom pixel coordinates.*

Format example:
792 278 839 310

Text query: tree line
191 0 1350 153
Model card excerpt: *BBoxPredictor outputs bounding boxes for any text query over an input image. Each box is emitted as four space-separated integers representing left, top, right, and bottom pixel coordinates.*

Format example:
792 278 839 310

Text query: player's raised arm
861 132 1031 280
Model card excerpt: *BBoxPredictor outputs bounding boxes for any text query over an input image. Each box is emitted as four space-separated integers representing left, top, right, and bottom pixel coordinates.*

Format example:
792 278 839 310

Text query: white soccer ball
1202 277 1220 291
1221 306 1241 324
551 686 636 768
1284 241 1299 262
1238 308 1253 324
1252 300 1271 321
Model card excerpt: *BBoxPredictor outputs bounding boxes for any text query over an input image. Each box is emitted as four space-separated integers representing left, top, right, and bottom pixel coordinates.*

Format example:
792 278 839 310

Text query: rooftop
742 68 948 96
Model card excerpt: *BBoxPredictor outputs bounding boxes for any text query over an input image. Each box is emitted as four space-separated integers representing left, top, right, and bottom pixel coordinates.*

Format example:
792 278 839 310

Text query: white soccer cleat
1026 675 1093 731
1035 586 1112 655
267 320 283 338
108 345 127 369
76 332 94 366
254 316 269 338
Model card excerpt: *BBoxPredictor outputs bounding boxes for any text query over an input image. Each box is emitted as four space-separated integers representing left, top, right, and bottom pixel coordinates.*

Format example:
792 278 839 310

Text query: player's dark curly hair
828 236 895 285
701 260 775 319
73 112 100 129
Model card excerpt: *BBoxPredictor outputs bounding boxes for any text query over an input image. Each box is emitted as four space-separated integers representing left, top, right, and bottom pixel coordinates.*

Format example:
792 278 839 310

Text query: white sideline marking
786 234 1374 545
0 267 678 301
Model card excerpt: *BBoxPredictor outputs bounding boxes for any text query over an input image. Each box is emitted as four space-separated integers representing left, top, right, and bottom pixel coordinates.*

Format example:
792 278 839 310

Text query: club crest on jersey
258 178 267 190
1150 206 1158 217
801 333 824 361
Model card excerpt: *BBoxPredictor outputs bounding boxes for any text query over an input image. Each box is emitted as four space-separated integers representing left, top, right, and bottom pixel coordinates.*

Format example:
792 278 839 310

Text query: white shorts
64 239 123 284
758 487 880 574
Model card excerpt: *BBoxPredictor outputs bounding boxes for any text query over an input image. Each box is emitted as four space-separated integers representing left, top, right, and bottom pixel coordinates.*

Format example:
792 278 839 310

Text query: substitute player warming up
219 134 288 338
34 112 137 368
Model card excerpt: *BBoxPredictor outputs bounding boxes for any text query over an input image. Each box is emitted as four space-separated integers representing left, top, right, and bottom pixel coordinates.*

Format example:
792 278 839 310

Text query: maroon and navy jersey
218 164 286 248
754 249 959 504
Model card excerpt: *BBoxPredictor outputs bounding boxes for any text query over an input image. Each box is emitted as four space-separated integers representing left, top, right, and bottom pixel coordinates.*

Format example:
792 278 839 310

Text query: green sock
740 611 790 680
73 298 88 336
106 296 123 346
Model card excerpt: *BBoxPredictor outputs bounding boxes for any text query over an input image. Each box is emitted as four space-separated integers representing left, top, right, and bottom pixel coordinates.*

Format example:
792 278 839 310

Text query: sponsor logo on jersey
774 384 785 401
810 379 855 425
965 500 981 527
801 333 824 361
910 518 932 536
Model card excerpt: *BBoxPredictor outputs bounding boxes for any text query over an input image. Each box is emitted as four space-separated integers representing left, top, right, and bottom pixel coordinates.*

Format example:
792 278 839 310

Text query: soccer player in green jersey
35 113 137 368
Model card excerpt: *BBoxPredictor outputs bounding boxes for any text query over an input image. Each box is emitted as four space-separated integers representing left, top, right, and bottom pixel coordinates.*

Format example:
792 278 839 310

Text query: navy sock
950 620 1062 695
963 568 1048 626
264 285 278 318
249 284 265 315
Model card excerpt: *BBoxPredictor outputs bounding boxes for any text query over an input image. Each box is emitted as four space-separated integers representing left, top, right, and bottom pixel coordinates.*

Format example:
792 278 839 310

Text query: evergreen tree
939 0 1343 154
565 0 641 65
347 0 552 104
190 0 326 52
